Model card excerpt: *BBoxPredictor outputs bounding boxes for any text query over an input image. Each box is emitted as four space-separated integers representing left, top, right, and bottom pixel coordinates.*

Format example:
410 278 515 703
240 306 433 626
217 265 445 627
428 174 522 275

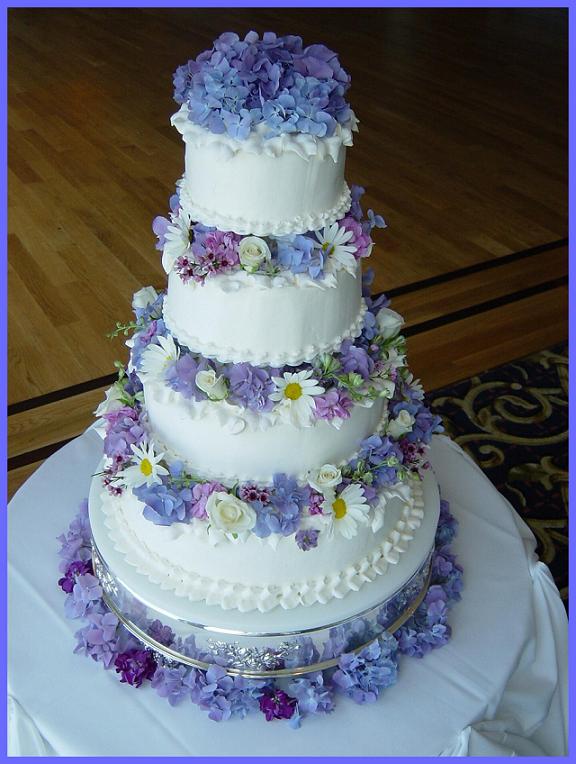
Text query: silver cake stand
89 469 440 678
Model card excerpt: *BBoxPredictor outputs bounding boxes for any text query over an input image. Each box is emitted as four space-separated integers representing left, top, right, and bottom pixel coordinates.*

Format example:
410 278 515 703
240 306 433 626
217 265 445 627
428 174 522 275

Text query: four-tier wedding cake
89 31 444 645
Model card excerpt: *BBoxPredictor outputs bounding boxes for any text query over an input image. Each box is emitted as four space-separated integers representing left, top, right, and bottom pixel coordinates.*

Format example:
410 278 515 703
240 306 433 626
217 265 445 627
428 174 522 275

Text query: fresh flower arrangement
58 497 463 727
152 184 386 285
96 291 442 543
173 31 353 141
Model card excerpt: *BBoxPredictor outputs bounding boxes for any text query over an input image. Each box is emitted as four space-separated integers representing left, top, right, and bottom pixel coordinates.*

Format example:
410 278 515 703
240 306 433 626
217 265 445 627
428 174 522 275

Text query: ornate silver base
91 538 433 678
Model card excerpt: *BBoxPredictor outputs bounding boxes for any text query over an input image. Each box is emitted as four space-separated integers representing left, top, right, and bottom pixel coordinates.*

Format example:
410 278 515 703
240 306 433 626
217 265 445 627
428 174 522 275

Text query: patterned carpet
428 343 568 608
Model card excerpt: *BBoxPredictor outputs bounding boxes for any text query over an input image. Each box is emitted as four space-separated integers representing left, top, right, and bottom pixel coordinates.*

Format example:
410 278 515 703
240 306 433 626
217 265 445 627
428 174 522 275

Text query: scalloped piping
99 480 424 613
178 182 352 238
171 104 359 162
162 297 367 368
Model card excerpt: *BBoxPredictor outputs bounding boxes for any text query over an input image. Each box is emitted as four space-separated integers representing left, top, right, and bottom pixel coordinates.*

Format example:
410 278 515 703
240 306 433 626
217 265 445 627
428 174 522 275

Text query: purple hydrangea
134 482 193 526
57 499 91 571
258 688 297 721
152 215 170 251
295 528 320 551
276 234 324 278
338 339 374 380
340 216 372 260
165 353 209 400
313 389 353 422
189 481 226 519
147 619 175 647
174 32 351 141
64 573 104 619
332 634 398 704
102 406 146 464
130 318 167 370
227 363 276 413
288 671 334 717
307 489 325 515
58 559 93 594
356 434 404 486
253 473 307 537
187 664 267 722
73 611 120 668
151 664 191 706
114 649 157 687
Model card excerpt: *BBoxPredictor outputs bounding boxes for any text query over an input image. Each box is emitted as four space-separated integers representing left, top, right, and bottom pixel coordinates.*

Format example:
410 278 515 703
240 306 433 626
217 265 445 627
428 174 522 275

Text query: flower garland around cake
97 277 443 542
152 183 385 284
57 498 462 726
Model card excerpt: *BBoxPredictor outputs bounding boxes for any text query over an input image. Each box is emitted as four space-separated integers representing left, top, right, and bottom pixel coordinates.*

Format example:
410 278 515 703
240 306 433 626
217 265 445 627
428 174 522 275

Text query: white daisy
161 210 192 274
139 335 180 381
324 483 370 539
119 442 169 489
270 370 325 428
314 223 357 275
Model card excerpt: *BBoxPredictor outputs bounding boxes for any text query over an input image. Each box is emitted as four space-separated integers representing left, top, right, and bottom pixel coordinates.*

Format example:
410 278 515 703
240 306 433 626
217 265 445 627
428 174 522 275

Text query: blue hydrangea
275 234 324 279
134 482 193 526
151 665 191 706
332 633 398 704
288 671 335 718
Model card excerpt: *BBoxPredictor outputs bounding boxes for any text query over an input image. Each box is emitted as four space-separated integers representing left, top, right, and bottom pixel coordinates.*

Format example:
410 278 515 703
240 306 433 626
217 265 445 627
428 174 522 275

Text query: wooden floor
8 8 568 498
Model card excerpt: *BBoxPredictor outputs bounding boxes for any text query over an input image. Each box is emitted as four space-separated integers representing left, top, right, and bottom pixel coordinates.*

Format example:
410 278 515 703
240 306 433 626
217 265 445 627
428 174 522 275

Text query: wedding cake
89 32 444 633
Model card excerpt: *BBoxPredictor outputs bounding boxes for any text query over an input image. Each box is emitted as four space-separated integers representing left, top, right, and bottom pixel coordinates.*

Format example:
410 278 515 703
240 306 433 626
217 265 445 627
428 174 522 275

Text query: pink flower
340 216 372 260
190 481 226 519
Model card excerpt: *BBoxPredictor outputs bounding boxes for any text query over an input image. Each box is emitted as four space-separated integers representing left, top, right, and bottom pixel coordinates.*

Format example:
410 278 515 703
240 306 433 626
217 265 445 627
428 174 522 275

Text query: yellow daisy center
332 497 347 519
140 458 153 477
284 382 303 401
322 242 334 255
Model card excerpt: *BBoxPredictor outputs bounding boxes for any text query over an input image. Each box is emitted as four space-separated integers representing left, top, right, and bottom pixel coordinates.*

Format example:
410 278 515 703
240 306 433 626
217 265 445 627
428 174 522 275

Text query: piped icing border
162 295 367 367
177 182 352 238
99 480 425 613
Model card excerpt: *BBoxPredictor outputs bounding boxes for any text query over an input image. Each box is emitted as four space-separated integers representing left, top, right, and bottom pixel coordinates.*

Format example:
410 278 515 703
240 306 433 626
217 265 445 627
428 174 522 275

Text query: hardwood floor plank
8 461 45 501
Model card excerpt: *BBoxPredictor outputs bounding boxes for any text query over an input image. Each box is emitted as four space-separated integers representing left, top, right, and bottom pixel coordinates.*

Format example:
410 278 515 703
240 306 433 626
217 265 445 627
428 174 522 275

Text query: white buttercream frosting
172 105 356 236
163 264 365 367
97 475 430 613
143 382 387 483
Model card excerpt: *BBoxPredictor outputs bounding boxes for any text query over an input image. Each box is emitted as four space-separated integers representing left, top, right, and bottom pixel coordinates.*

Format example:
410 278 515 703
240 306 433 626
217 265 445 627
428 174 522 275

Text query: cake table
8 430 567 757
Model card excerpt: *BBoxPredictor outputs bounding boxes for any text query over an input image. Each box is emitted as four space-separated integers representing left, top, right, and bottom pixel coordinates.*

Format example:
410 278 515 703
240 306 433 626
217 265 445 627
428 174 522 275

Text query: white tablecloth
8 431 568 756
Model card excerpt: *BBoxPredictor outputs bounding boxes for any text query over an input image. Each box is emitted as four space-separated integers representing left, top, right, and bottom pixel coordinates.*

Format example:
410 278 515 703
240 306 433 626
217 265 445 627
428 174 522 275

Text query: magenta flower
114 649 157 687
259 688 297 721
58 559 93 594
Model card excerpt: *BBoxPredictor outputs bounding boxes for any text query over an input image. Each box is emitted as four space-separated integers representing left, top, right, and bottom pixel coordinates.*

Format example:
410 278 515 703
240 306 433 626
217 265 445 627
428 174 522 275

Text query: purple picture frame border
1 1 571 761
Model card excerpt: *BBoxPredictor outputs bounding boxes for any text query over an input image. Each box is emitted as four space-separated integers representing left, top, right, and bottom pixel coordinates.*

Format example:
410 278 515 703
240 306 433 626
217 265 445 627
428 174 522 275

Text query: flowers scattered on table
152 184 385 284
173 32 352 141
58 496 462 727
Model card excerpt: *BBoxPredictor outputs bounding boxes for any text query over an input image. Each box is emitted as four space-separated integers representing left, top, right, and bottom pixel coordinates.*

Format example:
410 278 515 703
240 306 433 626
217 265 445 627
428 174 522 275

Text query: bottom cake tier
89 467 440 615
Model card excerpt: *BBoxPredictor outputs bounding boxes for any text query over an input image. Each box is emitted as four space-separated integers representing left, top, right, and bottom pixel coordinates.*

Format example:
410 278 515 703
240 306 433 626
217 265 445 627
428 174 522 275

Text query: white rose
387 409 415 439
132 286 158 311
308 464 342 494
94 384 124 416
376 308 404 340
195 369 228 401
206 492 256 533
238 236 271 273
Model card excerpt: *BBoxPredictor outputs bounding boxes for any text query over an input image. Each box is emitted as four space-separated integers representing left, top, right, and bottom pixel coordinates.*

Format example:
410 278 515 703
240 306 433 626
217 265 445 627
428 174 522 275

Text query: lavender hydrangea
227 363 276 412
102 406 146 466
276 234 324 278
57 499 91 571
332 634 398 704
313 389 353 423
339 339 374 380
151 665 190 706
58 559 93 594
73 611 120 668
174 32 351 141
64 572 103 619
133 482 193 526
165 354 209 400
390 401 443 444
189 481 226 519
288 671 335 717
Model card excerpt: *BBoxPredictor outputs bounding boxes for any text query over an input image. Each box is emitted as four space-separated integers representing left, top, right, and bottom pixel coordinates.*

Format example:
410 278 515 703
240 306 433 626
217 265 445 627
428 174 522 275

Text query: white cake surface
90 468 438 614
162 263 365 367
172 104 357 236
143 380 386 483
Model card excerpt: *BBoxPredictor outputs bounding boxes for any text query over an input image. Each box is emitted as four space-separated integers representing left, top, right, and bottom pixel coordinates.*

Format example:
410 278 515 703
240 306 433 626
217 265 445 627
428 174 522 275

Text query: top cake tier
172 31 356 236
